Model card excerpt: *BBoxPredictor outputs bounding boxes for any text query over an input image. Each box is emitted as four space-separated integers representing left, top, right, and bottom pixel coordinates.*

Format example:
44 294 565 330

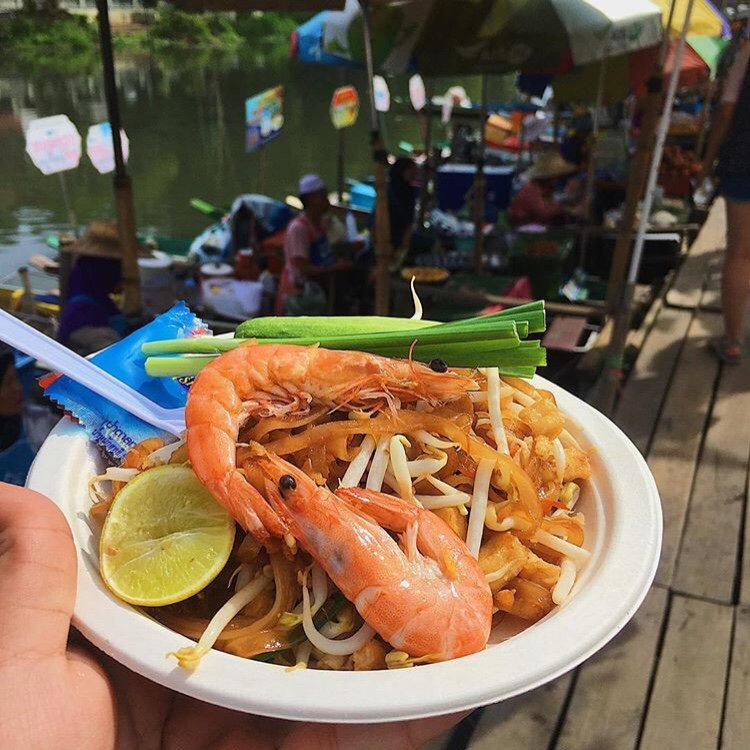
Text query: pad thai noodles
89 344 592 672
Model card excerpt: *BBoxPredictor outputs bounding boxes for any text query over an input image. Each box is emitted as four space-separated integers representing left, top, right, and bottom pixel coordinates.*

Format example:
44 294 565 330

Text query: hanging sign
373 75 391 113
25 115 81 175
86 122 129 175
245 85 284 154
409 74 426 111
330 85 360 129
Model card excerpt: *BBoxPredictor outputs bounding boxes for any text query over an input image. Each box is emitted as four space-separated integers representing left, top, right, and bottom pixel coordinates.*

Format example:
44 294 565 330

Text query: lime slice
99 464 235 607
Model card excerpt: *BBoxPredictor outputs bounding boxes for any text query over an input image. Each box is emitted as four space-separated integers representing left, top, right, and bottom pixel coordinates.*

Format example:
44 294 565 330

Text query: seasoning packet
43 302 207 464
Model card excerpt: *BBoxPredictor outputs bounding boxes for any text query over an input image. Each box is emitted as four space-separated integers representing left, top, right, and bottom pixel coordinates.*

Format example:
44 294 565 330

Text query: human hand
0 483 465 749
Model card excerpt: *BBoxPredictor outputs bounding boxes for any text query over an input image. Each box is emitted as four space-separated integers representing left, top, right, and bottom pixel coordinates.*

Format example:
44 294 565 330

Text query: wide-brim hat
524 151 578 181
69 221 152 260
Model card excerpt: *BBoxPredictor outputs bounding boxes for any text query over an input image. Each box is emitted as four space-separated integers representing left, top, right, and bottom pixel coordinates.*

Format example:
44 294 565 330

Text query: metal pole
472 75 489 273
95 0 140 317
360 0 392 315
597 0 695 417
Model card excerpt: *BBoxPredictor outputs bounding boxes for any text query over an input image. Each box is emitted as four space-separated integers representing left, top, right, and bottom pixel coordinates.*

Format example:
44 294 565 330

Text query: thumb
0 482 77 663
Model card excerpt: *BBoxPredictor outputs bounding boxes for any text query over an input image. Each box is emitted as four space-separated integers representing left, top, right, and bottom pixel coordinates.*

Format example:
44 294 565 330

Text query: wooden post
606 0 678 314
57 172 77 229
472 75 488 273
360 0 392 315
417 80 433 228
95 0 140 317
579 56 608 265
604 81 663 314
337 127 346 202
598 0 695 416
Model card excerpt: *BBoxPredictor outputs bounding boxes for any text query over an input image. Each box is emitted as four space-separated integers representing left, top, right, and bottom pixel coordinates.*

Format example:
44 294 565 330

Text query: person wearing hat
275 174 352 315
57 221 129 355
506 151 579 229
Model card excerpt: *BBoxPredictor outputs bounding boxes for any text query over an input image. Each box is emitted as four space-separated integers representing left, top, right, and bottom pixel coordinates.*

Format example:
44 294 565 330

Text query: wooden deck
423 200 750 750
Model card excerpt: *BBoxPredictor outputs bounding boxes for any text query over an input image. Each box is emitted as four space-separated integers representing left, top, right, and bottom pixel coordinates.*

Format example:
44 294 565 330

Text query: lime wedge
99 464 235 607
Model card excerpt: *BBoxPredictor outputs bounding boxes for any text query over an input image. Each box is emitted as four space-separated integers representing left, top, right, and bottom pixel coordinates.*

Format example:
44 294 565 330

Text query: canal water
0 45 426 289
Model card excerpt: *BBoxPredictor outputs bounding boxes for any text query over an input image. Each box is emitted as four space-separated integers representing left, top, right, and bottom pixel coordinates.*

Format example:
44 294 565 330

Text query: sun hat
524 151 578 181
68 221 151 260
298 174 326 196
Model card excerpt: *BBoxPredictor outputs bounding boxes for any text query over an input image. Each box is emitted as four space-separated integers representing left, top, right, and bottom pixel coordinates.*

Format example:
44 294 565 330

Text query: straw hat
69 221 151 260
524 151 578 181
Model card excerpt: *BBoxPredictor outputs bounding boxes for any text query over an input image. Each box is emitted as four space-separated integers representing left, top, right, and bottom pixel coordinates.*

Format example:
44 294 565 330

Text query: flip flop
709 336 742 365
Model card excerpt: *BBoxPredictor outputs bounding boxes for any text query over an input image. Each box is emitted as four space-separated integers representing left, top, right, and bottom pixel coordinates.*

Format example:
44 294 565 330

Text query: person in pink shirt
275 174 352 315
507 152 579 229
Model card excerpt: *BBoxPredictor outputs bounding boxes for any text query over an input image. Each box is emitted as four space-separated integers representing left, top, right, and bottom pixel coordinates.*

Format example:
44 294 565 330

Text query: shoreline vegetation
0 7 301 65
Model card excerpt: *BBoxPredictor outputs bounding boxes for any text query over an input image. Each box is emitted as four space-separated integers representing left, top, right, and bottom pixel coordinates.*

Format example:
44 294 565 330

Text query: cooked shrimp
258 453 493 660
186 344 477 541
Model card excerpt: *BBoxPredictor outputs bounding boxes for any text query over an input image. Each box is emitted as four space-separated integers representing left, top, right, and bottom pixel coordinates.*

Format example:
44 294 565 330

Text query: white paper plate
26 376 661 723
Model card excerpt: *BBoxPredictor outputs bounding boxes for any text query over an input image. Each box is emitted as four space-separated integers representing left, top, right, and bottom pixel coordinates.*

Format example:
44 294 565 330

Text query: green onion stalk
143 301 547 379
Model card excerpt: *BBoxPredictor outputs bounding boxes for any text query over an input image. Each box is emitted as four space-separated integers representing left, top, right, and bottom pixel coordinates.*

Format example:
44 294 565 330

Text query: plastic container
199 262 234 282
436 164 516 214
349 182 376 213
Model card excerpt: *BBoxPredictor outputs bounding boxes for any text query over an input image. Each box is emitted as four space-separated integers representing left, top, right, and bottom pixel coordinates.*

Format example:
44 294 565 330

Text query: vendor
506 152 579 229
275 174 351 315
57 221 127 356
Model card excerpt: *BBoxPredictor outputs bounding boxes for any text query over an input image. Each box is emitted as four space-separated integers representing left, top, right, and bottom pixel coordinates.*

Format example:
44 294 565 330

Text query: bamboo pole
472 75 488 273
416 80 433 228
579 56 608 266
360 0 392 315
95 0 140 317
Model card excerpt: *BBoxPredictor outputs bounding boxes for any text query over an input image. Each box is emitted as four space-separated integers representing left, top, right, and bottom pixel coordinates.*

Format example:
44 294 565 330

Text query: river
0 45 440 290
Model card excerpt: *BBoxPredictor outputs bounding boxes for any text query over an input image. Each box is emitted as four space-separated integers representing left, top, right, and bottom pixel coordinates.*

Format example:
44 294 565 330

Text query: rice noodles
92 366 592 670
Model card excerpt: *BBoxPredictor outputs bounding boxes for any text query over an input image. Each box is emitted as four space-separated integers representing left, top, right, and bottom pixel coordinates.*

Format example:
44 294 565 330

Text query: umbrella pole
95 0 140 318
360 0 391 315
597 0 695 416
472 74 488 273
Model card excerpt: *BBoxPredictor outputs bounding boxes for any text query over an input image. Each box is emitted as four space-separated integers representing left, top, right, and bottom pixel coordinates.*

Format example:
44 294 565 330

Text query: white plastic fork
0 308 185 436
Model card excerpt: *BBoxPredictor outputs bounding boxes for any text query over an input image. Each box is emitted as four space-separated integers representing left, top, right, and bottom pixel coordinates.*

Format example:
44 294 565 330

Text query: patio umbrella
294 0 665 311
294 0 664 75
541 35 725 103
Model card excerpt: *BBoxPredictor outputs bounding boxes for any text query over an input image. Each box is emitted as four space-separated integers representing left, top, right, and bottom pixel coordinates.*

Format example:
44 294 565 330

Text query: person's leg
722 198 750 346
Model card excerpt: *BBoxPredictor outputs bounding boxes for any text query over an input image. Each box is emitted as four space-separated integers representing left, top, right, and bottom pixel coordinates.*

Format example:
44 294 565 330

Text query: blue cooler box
436 164 516 215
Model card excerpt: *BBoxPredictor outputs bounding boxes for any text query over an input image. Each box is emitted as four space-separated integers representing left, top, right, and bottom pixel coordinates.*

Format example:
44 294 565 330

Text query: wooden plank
465 674 572 750
614 306 693 456
640 595 733 750
648 313 721 587
667 198 725 309
673 353 750 603
722 605 750 750
555 586 669 750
